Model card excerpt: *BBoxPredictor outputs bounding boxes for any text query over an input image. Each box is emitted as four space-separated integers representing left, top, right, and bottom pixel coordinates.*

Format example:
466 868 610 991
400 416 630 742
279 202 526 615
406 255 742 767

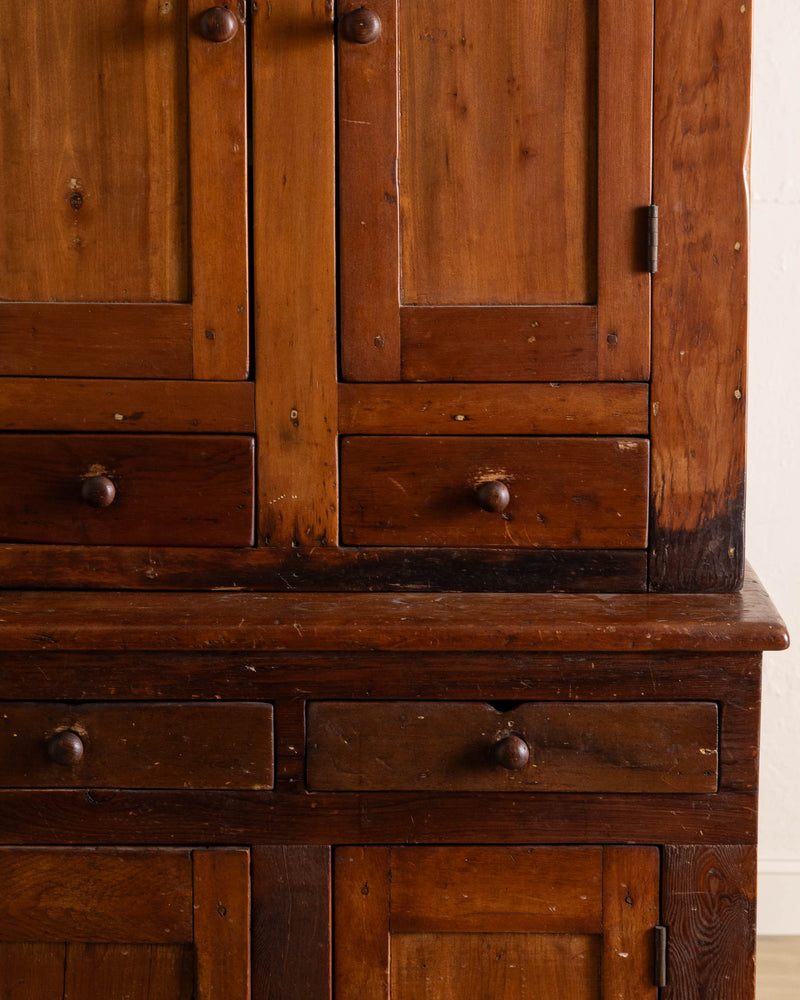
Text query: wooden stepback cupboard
0 2 788 1000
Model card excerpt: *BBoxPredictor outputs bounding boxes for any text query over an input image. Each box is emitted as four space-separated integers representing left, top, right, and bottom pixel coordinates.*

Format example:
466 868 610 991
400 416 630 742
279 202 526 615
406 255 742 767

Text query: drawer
0 434 254 546
306 701 719 793
0 702 273 789
339 436 649 547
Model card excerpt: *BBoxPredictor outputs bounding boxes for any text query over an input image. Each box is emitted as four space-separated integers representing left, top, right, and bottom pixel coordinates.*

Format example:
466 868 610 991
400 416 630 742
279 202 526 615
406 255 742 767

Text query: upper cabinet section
0 0 248 380
339 0 654 383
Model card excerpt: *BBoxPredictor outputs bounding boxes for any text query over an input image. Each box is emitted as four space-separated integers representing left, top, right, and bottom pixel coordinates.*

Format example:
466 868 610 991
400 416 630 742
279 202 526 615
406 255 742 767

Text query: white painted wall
749 0 800 935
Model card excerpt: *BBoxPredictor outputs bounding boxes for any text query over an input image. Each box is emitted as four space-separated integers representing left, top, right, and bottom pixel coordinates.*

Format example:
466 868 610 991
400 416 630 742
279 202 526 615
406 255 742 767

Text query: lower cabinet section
334 846 660 1000
0 848 250 1000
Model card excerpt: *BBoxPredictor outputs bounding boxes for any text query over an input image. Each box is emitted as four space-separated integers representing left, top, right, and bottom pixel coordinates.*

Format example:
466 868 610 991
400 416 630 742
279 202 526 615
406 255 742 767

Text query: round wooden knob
47 730 85 766
475 480 511 513
81 475 116 508
199 6 239 42
341 7 382 44
492 734 530 771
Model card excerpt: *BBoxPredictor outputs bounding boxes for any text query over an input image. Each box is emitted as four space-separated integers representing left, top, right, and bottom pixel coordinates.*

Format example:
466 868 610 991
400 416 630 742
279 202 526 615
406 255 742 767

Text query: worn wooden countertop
0 566 788 653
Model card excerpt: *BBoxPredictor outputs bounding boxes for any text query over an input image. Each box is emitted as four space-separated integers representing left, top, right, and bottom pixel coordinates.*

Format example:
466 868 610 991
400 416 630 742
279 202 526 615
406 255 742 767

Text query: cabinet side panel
252 0 338 547
650 0 750 591
661 845 756 1000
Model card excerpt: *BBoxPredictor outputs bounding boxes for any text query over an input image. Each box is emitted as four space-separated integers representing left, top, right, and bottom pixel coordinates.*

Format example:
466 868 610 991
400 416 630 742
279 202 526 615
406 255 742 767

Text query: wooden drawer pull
475 480 511 514
341 7 382 44
492 734 530 771
47 730 85 766
199 6 239 43
80 474 116 508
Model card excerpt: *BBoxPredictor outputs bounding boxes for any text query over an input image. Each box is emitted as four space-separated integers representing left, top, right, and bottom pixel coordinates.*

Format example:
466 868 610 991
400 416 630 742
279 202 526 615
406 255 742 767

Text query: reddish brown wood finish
0 702 273 789
193 849 251 1000
0 570 785 651
251 847 331 1000
0 434 254 547
63 944 194 1000
0 544 647 592
596 0 653 379
340 435 649 549
252 0 338 547
306 700 718 793
338 383 650 436
0 379 256 434
601 848 659 1000
0 305 193 379
662 845 757 1000
0 850 194 942
650 0 752 590
400 306 598 381
187 0 249 379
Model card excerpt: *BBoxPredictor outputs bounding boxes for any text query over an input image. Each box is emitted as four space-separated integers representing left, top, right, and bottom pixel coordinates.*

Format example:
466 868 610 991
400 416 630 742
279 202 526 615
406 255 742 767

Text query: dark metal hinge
648 204 659 274
654 924 668 988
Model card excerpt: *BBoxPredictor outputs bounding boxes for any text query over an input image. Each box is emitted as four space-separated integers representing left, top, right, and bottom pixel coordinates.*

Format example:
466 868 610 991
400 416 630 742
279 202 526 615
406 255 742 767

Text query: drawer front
0 703 273 789
0 434 254 546
307 701 718 793
340 436 649 548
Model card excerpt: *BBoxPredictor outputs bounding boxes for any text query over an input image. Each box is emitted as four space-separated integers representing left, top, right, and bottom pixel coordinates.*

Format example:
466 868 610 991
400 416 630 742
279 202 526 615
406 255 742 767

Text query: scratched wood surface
650 0 751 590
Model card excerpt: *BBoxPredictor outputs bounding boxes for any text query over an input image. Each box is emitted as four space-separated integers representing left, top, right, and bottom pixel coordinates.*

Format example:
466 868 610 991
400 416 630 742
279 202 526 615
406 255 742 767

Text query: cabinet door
335 846 658 1000
0 848 249 1000
339 0 653 382
0 0 248 380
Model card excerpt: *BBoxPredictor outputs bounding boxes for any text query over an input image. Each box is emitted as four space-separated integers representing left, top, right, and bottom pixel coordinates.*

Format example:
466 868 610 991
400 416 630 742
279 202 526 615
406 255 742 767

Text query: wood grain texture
391 932 600 1000
389 847 602 934
400 307 597 381
252 0 338 545
339 382 649 435
64 944 194 1000
0 0 189 303
0 379 255 433
338 0 401 380
0 943 65 1000
340 435 649 548
662 845 757 1000
601 847 659 1000
0 787 758 847
193 849 250 1000
0 702 273 790
0 849 193 942
334 847 390 1000
251 847 330 1000
0 544 647 592
0 434 254 547
596 0 653 379
0 304 192 378
306 701 718 793
0 568 786 651
398 0 596 306
187 0 249 379
650 0 751 591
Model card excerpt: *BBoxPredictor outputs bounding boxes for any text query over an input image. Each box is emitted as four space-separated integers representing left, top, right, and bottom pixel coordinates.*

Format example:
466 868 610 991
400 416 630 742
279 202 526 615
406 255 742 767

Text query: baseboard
758 862 800 934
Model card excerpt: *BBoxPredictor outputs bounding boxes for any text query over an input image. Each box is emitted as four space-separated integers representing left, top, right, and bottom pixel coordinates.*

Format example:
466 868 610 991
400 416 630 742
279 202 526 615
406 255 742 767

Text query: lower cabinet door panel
334 846 659 1000
0 848 250 1000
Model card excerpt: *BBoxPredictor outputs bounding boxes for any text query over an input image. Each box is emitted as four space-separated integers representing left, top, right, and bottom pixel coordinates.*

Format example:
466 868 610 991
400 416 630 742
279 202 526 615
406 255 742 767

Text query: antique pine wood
0 568 786 651
0 702 274 789
0 379 255 434
0 1 248 382
0 3 783 1000
306 700 719 793
252 0 338 548
340 435 649 548
338 382 650 436
0 434 255 547
650 0 751 591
